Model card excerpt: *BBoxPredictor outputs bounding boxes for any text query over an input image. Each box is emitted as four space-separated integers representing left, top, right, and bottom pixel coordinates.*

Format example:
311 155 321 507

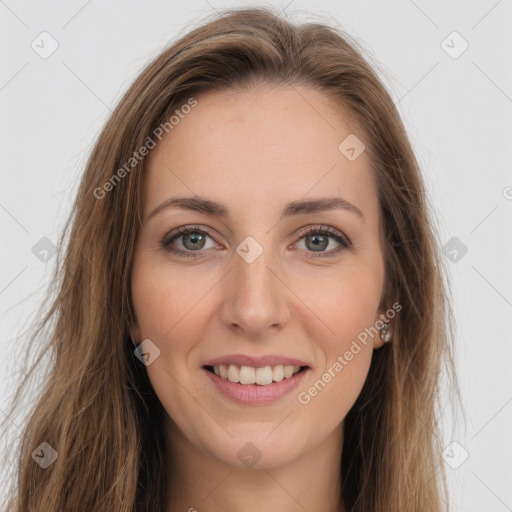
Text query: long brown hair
2 6 463 511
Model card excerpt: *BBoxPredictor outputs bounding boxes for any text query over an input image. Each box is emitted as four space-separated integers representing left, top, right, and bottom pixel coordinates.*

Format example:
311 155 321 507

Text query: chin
201 424 309 470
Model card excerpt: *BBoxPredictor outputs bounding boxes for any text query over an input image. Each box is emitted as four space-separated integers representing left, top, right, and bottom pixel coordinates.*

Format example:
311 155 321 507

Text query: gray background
1 1 511 510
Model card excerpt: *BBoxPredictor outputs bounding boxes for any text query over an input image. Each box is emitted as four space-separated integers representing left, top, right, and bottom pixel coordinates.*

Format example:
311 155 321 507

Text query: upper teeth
212 364 302 385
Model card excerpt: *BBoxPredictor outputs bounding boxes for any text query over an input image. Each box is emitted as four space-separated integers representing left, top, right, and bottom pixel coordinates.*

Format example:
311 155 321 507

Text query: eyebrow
146 195 365 223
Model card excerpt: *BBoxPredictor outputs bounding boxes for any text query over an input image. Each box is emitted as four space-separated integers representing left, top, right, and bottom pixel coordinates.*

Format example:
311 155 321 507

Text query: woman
2 6 461 511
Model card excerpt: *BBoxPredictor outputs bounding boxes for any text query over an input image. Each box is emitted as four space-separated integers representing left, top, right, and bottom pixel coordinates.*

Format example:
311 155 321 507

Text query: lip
203 366 309 405
203 354 310 368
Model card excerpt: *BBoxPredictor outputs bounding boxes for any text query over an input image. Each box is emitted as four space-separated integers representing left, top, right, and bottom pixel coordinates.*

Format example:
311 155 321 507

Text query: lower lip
203 368 309 405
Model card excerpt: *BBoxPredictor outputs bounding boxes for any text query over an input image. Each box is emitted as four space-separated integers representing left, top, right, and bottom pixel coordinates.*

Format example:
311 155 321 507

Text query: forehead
143 83 379 224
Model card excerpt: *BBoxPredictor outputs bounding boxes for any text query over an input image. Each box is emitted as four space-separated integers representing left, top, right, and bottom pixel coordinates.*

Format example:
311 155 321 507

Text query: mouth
202 362 310 405
203 364 309 386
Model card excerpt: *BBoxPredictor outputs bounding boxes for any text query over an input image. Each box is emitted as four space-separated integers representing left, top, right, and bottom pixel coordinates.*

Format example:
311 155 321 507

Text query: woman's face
131 83 387 470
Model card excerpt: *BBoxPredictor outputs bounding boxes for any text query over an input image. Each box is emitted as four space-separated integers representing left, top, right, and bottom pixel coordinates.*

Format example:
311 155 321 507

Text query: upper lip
203 354 310 368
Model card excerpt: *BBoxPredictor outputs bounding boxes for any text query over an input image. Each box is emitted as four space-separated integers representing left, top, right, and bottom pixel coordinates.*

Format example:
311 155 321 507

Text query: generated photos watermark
93 97 197 200
297 302 402 405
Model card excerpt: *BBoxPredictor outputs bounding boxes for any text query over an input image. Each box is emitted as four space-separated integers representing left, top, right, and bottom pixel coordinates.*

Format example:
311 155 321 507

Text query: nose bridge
220 238 289 334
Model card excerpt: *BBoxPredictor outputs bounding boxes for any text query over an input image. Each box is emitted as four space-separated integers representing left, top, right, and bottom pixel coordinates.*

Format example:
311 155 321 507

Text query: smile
203 365 309 405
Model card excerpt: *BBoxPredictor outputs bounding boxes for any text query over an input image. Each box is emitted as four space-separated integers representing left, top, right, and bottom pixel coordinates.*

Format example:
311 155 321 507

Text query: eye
160 224 351 259
160 225 218 258
293 225 351 258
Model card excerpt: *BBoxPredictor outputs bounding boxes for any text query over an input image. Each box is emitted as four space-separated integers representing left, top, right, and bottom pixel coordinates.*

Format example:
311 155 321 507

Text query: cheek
131 253 214 342
295 261 383 344
293 263 381 413
299 346 372 430
295 273 378 425
130 254 222 415
130 256 209 417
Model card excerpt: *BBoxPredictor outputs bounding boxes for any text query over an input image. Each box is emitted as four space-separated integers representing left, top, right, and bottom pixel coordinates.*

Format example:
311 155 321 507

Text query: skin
130 82 391 512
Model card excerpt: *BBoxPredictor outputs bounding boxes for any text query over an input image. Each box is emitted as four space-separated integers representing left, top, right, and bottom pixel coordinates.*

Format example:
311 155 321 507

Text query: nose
218 248 291 338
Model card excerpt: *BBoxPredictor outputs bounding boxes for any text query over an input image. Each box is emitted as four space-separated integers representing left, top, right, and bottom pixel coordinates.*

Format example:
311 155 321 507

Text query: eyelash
160 224 351 260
